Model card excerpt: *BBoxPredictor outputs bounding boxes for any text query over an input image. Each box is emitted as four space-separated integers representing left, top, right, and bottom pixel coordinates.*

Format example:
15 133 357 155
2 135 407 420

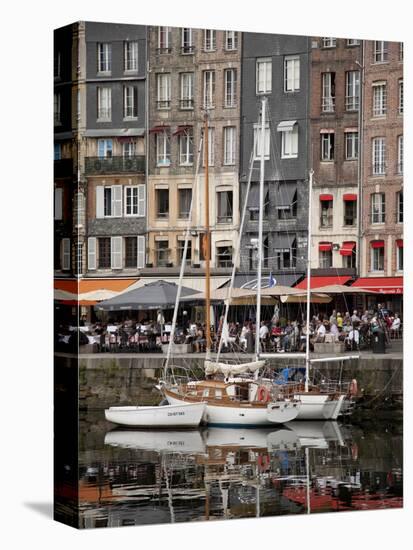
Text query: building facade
146 26 241 280
239 33 311 287
309 36 362 277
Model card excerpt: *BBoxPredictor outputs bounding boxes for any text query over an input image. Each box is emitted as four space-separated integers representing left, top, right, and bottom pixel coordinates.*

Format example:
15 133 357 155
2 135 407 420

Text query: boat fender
257 385 270 403
349 379 358 396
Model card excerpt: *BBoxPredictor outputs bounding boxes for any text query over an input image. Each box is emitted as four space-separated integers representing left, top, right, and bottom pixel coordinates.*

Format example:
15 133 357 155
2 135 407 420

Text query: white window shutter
111 236 123 269
55 188 63 220
112 185 123 217
137 235 145 268
62 238 71 270
96 186 104 218
138 185 145 217
88 237 97 270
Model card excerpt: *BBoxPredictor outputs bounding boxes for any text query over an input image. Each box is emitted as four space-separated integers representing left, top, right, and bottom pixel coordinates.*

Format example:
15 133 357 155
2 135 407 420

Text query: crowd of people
55 303 402 354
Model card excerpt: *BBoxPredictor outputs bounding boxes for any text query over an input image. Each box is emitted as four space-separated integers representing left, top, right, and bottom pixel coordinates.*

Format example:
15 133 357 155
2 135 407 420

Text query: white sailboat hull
165 393 300 426
104 402 206 427
292 394 330 420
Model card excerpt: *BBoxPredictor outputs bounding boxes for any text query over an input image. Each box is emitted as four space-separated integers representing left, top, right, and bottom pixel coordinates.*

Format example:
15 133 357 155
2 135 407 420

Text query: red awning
295 276 352 290
340 241 356 256
319 242 332 251
149 125 170 134
173 125 192 136
396 239 403 248
343 193 357 201
351 277 403 294
320 194 333 201
371 240 385 248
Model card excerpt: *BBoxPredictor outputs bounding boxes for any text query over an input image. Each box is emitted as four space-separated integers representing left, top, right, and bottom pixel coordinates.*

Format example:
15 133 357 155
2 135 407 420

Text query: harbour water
74 413 402 528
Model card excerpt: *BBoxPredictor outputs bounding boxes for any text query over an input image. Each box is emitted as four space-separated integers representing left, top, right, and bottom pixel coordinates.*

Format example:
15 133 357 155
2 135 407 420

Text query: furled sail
204 359 266 376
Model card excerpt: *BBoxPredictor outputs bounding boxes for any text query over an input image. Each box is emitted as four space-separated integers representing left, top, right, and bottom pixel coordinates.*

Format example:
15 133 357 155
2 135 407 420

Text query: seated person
346 327 360 350
390 313 401 333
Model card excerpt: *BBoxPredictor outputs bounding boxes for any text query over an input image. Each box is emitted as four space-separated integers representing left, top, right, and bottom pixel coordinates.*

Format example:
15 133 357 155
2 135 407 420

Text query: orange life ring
257 385 270 403
349 379 358 396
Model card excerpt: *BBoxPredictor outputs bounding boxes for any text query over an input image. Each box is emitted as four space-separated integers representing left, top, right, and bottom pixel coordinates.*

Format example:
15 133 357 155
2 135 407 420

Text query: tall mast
204 112 211 358
305 169 314 392
255 96 267 360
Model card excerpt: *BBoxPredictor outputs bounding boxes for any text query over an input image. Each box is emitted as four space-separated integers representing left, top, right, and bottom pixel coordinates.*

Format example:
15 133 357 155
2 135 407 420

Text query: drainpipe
356 42 365 279
144 26 150 269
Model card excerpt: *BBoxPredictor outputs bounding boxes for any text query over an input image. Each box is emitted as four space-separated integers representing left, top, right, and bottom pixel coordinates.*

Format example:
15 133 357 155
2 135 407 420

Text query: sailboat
162 98 301 425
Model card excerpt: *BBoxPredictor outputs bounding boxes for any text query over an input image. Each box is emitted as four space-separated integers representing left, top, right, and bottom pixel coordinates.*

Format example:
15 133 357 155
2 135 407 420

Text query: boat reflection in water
76 421 403 528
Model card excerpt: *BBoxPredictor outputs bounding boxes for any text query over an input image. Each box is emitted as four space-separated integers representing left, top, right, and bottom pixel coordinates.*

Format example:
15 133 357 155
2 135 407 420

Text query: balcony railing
345 96 359 111
320 215 333 228
180 99 194 109
321 97 335 112
372 162 386 176
85 155 145 175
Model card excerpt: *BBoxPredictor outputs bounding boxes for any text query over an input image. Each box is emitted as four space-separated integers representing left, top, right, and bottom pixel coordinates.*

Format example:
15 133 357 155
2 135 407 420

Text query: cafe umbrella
95 280 199 312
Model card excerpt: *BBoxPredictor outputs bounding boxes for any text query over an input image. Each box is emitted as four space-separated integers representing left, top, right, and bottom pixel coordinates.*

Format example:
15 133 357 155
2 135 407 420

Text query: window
345 131 359 160
97 87 111 120
157 74 171 109
179 128 193 165
178 238 192 265
124 41 138 71
374 41 388 62
54 51 61 79
158 27 171 52
124 237 137 268
61 238 71 271
217 190 233 223
256 58 272 94
275 240 297 270
123 85 137 119
216 245 233 267
321 132 334 161
202 127 215 166
319 247 333 268
125 185 145 217
322 37 336 48
178 188 192 219
399 80 403 114
156 188 169 218
54 188 63 220
397 242 403 271
181 28 194 53
344 200 357 226
372 82 387 116
372 137 386 175
97 43 111 72
253 124 270 160
224 68 237 107
249 187 269 221
156 240 169 266
223 126 236 165
75 242 83 275
277 191 297 220
321 72 335 112
54 93 61 125
204 29 216 51
399 43 404 61
281 125 298 158
156 131 170 166
180 73 194 109
397 191 403 223
320 199 333 227
123 141 136 157
371 244 384 271
345 71 360 110
203 70 215 108
225 31 238 50
284 56 300 92
342 244 356 269
347 39 360 46
398 135 403 174
99 185 122 217
97 139 113 158
54 143 61 160
371 193 385 224
249 236 268 270
98 238 111 269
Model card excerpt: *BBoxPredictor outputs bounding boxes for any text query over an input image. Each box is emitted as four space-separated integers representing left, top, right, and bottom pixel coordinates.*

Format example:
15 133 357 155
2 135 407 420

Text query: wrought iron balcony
85 155 145 175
